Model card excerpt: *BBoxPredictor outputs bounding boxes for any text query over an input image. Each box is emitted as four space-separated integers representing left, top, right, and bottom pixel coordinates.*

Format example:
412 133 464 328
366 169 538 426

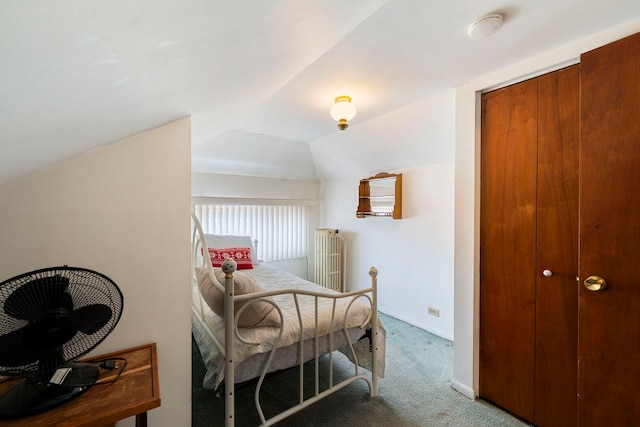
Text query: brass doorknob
584 275 606 291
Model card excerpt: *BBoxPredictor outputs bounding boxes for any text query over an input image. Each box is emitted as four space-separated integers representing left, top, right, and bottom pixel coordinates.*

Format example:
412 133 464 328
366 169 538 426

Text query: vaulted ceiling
2 0 640 186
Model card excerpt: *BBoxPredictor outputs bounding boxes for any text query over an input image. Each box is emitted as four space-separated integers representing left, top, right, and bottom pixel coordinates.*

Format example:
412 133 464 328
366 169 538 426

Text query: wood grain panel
579 31 640 427
535 65 579 427
480 78 538 421
0 343 160 426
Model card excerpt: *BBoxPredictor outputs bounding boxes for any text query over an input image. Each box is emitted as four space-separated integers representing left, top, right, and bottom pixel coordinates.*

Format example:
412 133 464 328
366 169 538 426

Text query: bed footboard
219 262 380 427
257 266 379 427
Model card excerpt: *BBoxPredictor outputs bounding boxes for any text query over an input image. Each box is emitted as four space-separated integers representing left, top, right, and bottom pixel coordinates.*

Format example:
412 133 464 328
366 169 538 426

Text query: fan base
0 362 100 418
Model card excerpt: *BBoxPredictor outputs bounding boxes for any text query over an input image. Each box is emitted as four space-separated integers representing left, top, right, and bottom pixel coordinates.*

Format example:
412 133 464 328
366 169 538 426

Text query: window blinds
192 204 309 262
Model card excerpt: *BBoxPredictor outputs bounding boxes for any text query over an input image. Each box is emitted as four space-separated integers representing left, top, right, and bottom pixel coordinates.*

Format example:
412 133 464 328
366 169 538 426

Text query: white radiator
314 228 345 292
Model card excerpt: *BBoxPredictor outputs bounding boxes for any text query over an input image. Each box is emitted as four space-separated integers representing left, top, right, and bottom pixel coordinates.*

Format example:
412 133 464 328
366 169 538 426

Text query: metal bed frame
191 213 380 426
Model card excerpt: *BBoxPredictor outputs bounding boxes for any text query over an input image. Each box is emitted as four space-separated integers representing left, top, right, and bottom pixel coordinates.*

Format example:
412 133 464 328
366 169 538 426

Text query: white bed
191 213 385 426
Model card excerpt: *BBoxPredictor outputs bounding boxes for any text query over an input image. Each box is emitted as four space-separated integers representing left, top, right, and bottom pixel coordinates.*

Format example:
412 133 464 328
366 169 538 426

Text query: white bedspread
192 262 385 388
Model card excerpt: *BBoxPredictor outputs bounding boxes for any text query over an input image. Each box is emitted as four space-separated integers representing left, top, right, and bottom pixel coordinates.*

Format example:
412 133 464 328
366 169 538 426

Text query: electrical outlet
428 307 440 317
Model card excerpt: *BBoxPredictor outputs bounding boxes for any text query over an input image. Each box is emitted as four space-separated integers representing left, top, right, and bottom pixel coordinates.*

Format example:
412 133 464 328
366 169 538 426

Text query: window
192 202 309 262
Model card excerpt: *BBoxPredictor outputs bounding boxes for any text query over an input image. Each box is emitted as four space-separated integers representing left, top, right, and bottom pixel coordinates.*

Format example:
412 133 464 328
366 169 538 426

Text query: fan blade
0 328 41 367
72 304 112 335
4 276 70 320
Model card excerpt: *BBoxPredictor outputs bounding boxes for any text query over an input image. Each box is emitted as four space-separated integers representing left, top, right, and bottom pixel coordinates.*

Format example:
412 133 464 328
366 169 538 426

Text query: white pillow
195 267 280 327
204 234 258 262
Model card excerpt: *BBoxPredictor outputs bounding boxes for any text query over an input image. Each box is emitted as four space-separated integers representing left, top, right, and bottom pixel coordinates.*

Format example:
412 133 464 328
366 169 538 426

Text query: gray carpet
192 313 530 426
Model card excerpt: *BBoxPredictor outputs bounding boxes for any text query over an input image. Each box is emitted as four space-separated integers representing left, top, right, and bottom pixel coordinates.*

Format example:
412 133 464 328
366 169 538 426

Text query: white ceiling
2 0 640 185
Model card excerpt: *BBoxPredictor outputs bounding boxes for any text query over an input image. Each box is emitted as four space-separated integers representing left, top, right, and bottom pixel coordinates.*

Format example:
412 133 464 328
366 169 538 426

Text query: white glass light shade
330 96 356 121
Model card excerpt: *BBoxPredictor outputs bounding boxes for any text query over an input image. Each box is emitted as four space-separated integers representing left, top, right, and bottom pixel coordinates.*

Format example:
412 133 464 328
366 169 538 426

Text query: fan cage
0 266 123 377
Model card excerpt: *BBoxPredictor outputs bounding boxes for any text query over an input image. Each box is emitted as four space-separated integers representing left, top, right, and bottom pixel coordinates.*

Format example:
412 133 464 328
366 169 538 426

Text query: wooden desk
0 343 161 427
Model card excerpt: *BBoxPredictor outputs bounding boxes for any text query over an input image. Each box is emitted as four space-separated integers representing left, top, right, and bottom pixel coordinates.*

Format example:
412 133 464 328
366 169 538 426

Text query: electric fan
0 266 123 418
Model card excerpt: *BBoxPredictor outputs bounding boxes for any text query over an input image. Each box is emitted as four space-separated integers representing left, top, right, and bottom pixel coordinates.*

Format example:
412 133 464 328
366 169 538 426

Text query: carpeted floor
192 313 530 426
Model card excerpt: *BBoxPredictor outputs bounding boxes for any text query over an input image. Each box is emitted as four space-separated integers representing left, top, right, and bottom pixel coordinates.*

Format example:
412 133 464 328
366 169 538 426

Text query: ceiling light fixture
330 96 356 131
467 13 503 39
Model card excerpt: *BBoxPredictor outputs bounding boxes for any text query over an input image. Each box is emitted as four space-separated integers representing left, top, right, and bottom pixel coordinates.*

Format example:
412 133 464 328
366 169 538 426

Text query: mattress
191 262 384 389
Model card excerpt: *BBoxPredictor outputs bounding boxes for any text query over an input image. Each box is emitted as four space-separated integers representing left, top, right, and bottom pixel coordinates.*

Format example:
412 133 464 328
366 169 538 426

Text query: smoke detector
467 14 503 39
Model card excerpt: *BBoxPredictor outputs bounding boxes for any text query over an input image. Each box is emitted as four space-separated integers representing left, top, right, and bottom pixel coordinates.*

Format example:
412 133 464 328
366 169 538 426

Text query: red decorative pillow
208 247 254 269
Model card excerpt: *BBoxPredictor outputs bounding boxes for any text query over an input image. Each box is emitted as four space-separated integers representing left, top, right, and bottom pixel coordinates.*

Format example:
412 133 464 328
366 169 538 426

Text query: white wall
322 162 455 339
317 89 457 339
310 90 455 182
452 19 640 399
192 171 319 201
0 118 192 426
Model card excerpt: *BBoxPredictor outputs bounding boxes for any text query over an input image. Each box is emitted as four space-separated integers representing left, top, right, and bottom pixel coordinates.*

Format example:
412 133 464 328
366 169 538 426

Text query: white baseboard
451 380 476 400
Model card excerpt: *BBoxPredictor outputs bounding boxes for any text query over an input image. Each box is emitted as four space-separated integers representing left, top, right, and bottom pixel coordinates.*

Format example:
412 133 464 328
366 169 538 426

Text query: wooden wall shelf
357 172 402 219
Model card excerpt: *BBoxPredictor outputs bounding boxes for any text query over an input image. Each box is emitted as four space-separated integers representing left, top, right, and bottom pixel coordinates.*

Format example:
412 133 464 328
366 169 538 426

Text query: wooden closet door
579 32 640 426
480 78 538 421
535 65 579 427
480 67 579 425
